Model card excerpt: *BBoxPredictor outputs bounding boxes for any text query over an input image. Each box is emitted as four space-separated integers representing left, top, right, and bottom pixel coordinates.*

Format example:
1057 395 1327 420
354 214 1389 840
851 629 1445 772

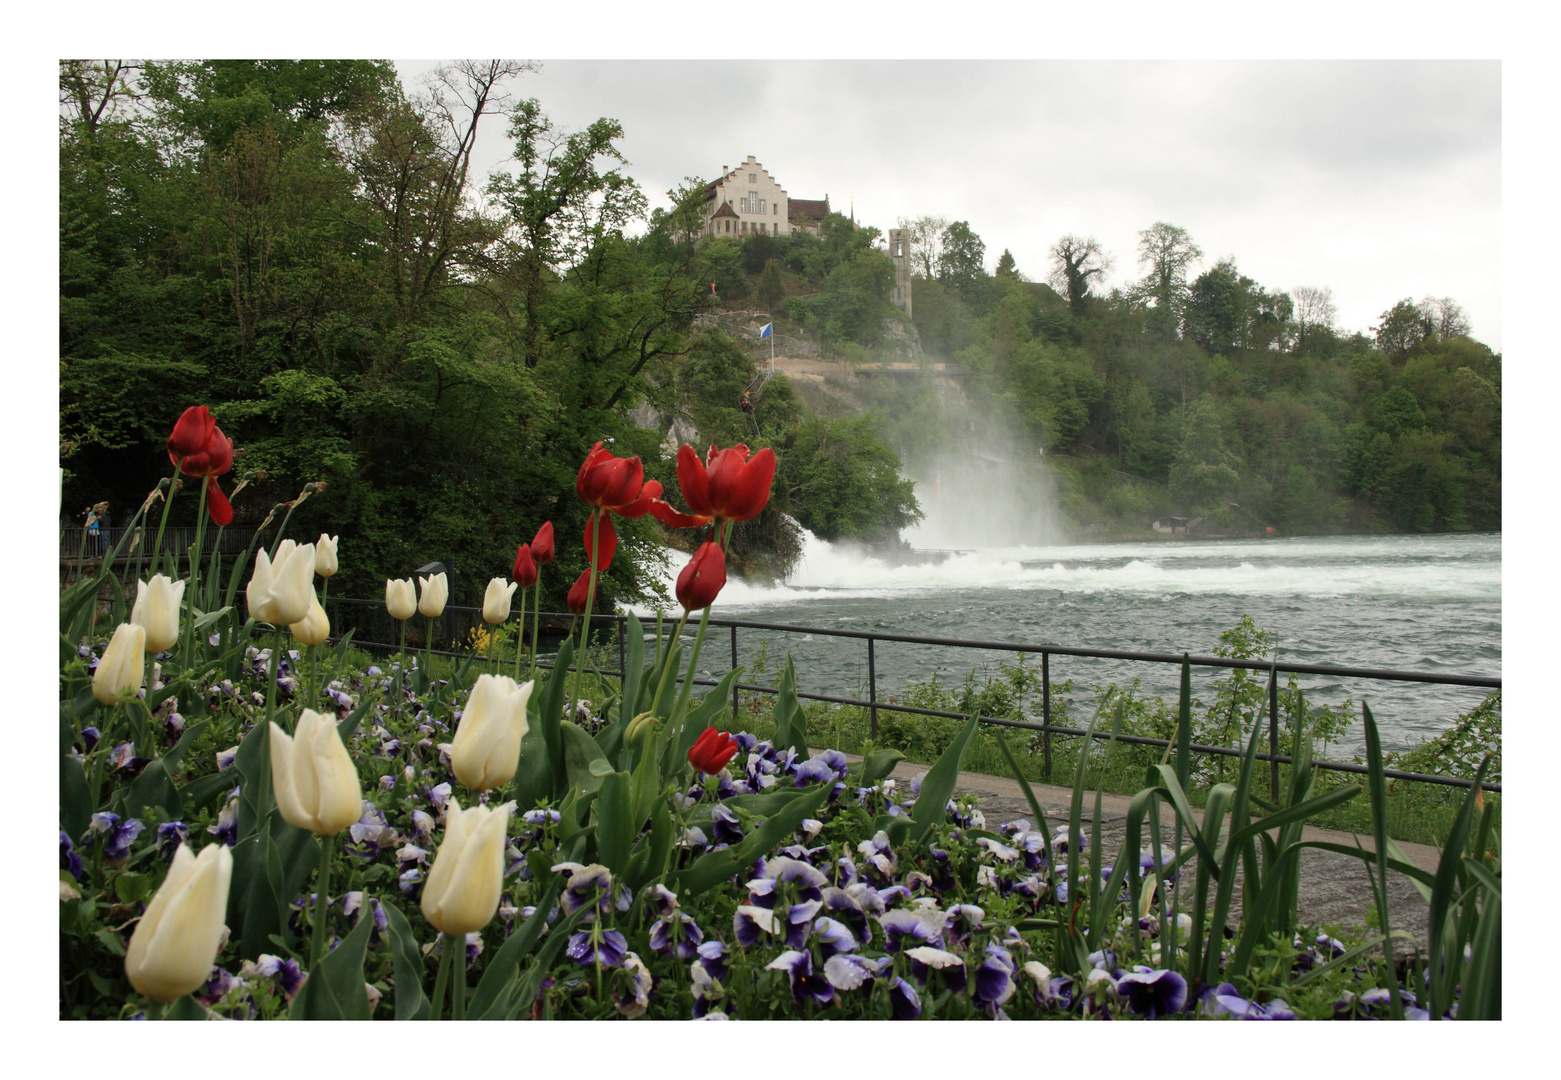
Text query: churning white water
637 530 1501 752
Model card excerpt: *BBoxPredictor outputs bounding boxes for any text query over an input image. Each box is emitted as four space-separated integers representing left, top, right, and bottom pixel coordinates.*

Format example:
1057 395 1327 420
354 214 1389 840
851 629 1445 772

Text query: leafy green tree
756 258 786 317
936 220 987 304
1137 222 1202 335
1169 397 1241 512
780 414 922 542
1374 298 1430 361
994 248 1019 281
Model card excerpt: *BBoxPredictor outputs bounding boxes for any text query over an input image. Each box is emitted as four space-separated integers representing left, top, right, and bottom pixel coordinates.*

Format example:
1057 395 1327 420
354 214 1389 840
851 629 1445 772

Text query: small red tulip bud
675 542 727 612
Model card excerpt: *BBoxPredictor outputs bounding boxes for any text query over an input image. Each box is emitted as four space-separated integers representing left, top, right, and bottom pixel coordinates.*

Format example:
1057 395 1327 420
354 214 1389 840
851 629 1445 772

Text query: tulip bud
688 726 739 775
421 799 514 936
124 842 233 1003
386 577 417 620
270 709 363 836
131 574 185 654
511 543 537 587
531 521 555 565
93 623 147 705
482 577 518 625
418 572 448 618
676 542 727 612
625 711 659 751
315 534 339 578
450 674 533 790
567 569 591 614
289 596 330 647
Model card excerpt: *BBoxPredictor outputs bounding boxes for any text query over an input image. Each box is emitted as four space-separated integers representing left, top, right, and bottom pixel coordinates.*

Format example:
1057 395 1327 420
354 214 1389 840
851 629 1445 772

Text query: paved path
854 754 1439 954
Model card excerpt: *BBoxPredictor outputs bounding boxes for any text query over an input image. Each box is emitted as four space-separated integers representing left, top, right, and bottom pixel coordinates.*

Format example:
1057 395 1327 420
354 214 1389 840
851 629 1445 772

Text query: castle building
699 155 832 238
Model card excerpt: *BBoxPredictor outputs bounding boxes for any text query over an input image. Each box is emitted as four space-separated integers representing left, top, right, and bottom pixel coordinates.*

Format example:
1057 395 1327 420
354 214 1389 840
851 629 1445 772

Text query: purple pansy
60 831 85 880
766 949 834 1006
1117 966 1189 1018
566 929 628 968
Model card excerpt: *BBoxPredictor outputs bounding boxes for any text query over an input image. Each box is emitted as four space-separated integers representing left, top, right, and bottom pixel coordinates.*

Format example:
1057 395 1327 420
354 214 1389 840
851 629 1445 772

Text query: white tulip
386 578 417 620
124 842 233 1003
418 572 448 618
249 542 316 626
131 574 185 654
245 549 274 623
289 596 330 647
451 675 533 790
315 534 339 578
482 577 518 625
270 708 363 836
421 799 514 936
93 622 146 705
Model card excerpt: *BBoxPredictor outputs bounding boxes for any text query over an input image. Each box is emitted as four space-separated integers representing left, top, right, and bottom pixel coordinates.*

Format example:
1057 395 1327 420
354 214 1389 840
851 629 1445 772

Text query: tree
994 248 1019 281
756 257 786 316
1185 257 1259 354
936 221 987 302
896 214 947 278
1291 285 1337 355
1169 396 1240 512
59 60 143 139
487 99 645 367
1375 298 1429 361
1047 234 1111 318
1417 296 1471 341
1137 222 1202 332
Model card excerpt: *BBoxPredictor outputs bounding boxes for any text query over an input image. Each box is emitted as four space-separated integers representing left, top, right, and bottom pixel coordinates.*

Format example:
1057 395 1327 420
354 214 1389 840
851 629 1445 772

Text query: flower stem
529 581 541 675
264 626 283 732
425 615 435 705
310 832 334 970
649 610 692 717
430 934 456 1021
184 478 209 665
397 618 407 725
574 513 603 714
151 463 181 578
452 943 468 1021
521 586 533 680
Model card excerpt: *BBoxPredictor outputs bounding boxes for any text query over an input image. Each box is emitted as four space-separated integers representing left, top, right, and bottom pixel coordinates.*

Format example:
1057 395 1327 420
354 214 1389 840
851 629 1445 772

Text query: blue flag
759 322 773 338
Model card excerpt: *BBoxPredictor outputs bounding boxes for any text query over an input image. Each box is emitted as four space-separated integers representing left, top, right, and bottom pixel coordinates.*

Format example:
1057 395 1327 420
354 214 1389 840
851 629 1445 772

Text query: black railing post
1042 650 1052 781
731 624 740 724
1269 671 1281 799
867 636 878 741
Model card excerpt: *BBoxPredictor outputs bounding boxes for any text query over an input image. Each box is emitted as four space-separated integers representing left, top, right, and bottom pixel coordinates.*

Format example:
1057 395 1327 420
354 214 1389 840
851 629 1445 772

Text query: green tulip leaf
469 838 581 1020
859 748 906 790
561 721 610 794
381 902 431 1020
908 712 980 848
674 784 830 896
771 655 809 760
289 904 374 1020
164 995 213 1021
594 771 634 876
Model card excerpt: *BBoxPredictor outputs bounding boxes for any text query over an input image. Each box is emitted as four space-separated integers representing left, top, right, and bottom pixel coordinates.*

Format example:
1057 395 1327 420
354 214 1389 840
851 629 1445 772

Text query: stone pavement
862 755 1439 954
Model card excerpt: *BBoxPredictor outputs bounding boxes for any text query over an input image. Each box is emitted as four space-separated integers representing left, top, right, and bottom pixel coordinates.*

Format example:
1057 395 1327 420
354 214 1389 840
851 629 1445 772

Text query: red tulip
650 443 776 529
575 442 663 518
688 726 739 775
584 511 618 572
167 423 235 527
675 541 727 612
531 521 555 565
167 406 216 459
512 543 537 587
566 569 591 615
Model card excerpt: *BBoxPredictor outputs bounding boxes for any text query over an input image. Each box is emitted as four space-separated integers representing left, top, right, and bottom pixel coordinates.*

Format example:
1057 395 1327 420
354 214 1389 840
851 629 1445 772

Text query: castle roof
788 197 830 222
711 201 739 219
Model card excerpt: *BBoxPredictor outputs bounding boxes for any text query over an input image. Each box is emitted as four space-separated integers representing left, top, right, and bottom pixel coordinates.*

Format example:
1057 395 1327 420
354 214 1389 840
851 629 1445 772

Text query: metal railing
60 524 262 561
321 597 1502 796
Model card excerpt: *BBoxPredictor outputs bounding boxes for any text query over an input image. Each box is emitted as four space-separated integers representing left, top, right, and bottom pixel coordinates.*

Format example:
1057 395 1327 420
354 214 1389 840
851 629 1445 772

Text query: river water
638 531 1502 754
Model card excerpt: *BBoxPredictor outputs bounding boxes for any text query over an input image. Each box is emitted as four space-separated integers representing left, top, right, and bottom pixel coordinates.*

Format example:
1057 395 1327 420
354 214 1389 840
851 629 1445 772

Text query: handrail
320 597 1502 794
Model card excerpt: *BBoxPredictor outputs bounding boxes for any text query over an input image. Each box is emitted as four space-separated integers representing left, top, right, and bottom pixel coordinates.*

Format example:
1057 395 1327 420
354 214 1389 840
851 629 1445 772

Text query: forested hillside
58 60 917 606
59 60 1499 612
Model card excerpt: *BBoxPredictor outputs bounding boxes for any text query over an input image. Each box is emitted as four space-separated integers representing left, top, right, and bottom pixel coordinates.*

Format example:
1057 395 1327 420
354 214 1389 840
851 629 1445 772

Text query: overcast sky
397 59 1501 350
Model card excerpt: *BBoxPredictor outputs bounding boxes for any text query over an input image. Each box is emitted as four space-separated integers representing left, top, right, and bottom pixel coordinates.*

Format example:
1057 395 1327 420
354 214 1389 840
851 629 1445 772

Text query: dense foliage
891 218 1501 535
58 59 919 602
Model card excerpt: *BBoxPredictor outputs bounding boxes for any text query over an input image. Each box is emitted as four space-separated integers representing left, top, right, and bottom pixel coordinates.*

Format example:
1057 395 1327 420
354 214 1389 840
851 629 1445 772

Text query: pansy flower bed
57 408 1501 1020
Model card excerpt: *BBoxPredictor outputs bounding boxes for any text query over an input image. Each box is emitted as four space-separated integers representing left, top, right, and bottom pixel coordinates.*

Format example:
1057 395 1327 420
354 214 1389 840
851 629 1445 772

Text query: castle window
749 173 757 183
